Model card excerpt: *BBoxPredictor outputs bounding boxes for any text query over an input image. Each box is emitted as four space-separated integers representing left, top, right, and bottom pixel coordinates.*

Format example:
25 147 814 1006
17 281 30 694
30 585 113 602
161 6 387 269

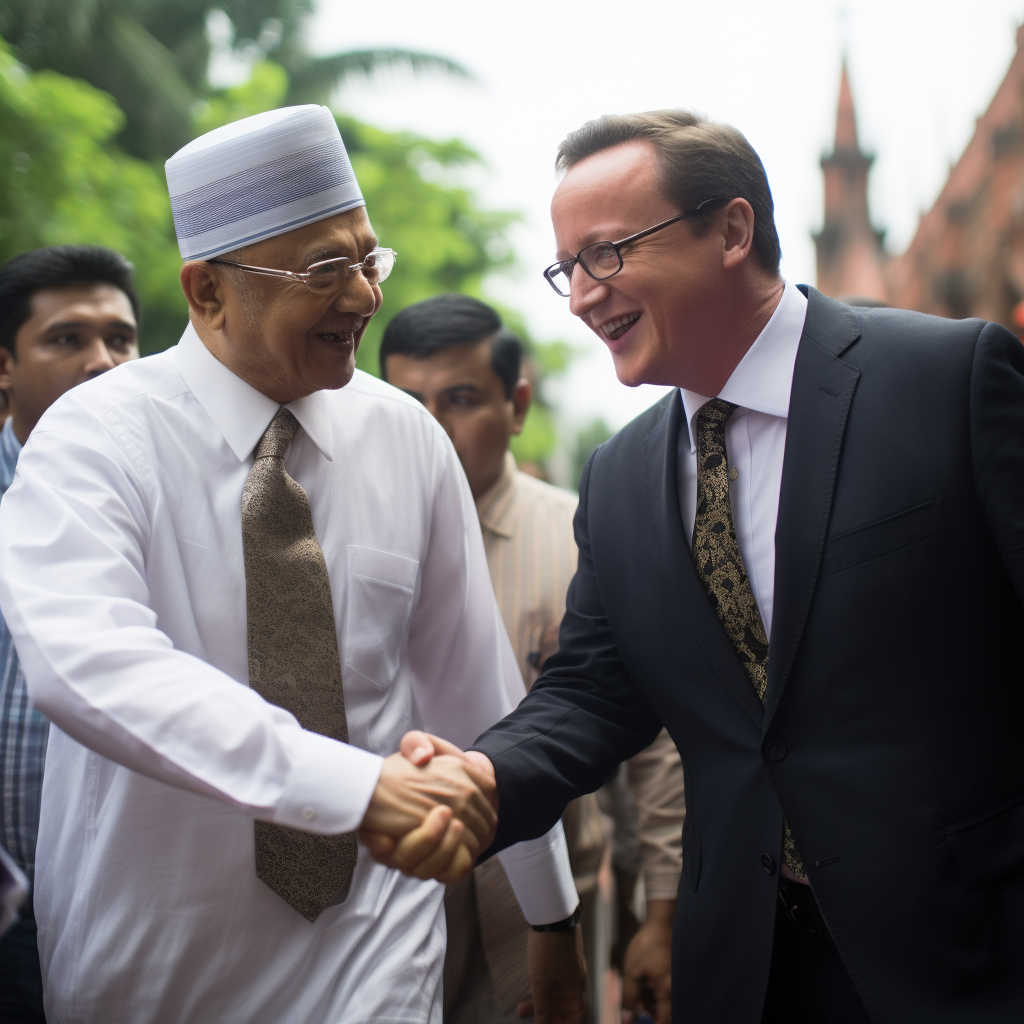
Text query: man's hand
358 748 497 883
621 900 674 1024
518 927 587 1024
400 729 497 788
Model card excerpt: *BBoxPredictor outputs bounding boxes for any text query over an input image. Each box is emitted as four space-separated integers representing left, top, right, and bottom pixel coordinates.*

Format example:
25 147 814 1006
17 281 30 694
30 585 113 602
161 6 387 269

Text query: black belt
777 879 832 941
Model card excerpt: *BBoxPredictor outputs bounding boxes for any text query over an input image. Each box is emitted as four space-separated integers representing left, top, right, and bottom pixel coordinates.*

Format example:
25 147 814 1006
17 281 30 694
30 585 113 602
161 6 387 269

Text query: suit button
764 740 787 761
761 854 776 874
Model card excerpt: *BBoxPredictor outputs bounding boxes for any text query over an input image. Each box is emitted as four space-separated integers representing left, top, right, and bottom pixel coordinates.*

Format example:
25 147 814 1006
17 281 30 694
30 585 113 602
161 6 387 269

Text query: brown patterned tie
242 407 358 921
691 398 805 879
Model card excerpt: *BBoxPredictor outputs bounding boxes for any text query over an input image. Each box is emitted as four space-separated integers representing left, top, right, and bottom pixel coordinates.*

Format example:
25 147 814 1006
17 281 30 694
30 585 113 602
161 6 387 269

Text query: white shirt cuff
496 821 579 925
272 728 384 834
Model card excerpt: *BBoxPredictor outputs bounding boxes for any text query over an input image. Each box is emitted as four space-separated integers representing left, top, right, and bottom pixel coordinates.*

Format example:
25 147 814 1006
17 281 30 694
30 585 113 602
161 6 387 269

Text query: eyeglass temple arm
211 260 306 282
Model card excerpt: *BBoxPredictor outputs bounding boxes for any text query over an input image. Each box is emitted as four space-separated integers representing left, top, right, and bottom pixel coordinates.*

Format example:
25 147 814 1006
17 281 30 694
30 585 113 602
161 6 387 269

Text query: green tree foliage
0 38 570 465
0 0 466 160
0 38 186 351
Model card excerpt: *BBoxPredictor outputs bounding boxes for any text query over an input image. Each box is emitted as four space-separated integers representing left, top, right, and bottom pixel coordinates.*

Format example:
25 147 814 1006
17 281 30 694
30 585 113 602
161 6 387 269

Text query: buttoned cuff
272 729 384 834
496 821 579 926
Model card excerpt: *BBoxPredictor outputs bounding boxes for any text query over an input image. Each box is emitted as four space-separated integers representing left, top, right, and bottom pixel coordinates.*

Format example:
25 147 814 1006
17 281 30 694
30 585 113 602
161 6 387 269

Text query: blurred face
550 140 727 389
384 340 530 500
184 207 381 403
0 284 139 443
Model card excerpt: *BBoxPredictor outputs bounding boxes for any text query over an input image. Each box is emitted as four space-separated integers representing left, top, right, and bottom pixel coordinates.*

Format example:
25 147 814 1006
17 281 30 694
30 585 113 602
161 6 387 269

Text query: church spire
834 60 859 150
813 60 888 302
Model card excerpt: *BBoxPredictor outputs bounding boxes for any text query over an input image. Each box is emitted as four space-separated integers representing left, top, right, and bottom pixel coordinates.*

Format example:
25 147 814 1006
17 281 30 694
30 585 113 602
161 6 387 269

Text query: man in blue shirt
0 246 140 1022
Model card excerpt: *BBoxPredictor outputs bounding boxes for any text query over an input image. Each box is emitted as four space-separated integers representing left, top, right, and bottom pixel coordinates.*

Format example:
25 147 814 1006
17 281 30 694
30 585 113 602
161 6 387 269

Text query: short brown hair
555 110 781 274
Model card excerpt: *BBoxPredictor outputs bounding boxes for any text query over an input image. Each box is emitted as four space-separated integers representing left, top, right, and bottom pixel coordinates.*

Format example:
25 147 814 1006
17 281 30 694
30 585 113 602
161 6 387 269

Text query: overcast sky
310 0 1023 436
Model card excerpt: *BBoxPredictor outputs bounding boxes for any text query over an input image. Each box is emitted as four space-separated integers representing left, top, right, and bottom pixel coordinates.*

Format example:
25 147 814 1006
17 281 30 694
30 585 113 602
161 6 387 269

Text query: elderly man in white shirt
0 106 582 1024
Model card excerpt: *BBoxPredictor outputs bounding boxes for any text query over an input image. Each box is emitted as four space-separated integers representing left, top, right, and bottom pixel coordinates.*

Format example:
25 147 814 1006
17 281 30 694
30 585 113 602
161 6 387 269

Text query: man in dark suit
388 109 1024 1023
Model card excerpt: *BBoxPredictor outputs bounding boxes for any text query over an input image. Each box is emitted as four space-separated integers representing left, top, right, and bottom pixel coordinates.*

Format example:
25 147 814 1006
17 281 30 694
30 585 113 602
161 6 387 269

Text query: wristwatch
530 906 581 932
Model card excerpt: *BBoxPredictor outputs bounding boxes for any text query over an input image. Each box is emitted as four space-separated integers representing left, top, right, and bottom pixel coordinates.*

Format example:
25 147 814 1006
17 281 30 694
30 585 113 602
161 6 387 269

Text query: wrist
644 899 676 929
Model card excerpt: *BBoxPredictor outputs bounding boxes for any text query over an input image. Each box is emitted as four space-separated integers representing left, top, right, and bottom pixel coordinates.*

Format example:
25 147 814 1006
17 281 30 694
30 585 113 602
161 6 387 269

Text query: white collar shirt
0 324 576 1024
677 279 808 642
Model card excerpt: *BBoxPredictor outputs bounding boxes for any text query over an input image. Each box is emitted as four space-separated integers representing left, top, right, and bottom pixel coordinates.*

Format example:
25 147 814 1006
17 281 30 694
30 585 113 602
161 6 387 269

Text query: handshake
358 731 498 884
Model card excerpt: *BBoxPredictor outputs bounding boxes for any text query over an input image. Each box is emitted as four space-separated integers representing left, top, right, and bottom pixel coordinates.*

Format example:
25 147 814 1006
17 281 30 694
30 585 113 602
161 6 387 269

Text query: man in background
0 244 141 1023
382 294 684 1024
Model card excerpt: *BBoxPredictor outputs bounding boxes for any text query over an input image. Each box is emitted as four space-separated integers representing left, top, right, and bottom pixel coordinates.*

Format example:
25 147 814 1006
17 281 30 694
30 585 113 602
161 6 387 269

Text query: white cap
165 105 365 260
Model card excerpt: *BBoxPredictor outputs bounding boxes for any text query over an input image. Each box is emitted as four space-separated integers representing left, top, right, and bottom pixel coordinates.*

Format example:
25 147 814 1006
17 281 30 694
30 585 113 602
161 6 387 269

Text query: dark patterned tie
691 398 805 879
242 408 358 920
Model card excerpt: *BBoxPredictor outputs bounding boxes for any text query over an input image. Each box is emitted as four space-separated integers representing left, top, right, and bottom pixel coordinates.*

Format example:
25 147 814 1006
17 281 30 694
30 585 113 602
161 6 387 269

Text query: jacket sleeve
970 321 1024 605
471 448 663 855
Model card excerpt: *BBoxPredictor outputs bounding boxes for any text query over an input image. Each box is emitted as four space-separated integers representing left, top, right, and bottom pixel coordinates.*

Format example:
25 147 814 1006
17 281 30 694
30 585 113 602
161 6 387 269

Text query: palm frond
285 48 471 104
104 12 198 121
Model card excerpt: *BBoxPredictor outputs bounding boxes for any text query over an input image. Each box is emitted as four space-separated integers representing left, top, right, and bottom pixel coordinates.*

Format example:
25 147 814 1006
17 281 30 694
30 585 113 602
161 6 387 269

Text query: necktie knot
697 397 737 433
254 408 298 461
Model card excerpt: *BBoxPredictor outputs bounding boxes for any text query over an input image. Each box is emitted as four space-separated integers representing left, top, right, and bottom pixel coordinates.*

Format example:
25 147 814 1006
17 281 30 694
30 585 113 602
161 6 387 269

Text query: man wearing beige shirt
381 294 684 1024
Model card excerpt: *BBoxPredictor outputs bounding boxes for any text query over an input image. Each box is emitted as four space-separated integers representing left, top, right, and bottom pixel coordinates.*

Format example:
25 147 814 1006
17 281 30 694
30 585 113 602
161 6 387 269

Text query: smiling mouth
315 315 365 344
601 313 640 340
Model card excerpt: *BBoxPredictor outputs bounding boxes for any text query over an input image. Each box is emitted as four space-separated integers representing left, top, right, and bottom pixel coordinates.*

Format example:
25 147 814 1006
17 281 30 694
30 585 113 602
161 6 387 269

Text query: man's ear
0 346 15 392
179 261 229 331
510 377 532 436
721 198 756 271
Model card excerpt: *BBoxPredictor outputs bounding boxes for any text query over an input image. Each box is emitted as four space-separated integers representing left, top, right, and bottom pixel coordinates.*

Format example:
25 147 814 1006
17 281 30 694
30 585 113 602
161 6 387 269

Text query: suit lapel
765 288 861 727
642 392 765 726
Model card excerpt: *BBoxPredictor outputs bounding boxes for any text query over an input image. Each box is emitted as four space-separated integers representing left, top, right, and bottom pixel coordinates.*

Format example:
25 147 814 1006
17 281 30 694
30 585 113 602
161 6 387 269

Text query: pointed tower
813 62 889 302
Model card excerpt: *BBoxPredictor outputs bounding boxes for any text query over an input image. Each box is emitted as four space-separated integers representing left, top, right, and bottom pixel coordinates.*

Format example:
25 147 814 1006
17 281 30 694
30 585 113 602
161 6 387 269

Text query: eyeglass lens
548 263 574 296
305 250 395 293
578 242 623 280
547 240 624 296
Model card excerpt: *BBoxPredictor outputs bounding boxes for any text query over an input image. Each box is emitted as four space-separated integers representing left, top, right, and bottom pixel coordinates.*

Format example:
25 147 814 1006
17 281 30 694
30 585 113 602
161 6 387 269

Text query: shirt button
764 740 787 762
761 853 776 874
728 467 739 481
302 806 316 821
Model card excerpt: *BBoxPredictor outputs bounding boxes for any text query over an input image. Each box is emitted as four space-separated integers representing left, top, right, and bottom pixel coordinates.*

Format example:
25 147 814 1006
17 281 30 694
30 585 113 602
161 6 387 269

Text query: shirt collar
174 322 335 462
679 279 808 454
475 451 518 539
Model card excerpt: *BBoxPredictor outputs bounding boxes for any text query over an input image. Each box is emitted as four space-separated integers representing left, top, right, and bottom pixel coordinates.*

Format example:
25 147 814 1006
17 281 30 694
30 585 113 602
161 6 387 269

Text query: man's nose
83 338 117 376
334 270 379 317
568 268 609 319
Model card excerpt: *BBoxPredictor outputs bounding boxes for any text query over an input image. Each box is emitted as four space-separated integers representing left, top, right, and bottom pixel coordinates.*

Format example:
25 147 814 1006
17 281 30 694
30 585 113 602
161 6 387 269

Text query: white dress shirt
0 324 577 1024
678 281 808 881
678 281 808 640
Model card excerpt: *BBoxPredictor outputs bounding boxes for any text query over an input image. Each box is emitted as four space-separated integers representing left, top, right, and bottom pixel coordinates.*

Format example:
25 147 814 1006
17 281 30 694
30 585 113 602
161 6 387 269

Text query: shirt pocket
344 545 419 691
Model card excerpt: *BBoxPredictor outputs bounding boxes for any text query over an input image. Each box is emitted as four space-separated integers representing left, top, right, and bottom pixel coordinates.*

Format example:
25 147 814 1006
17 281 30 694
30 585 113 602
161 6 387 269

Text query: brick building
815 25 1024 337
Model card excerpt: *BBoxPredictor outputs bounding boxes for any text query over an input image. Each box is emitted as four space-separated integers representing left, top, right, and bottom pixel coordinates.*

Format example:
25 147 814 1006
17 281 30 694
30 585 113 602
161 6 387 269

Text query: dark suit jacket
471 287 1024 1023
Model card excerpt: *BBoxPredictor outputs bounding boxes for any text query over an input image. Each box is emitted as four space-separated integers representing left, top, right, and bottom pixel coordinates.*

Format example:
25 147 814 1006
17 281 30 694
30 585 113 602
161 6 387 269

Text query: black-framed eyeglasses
208 247 397 294
542 199 729 297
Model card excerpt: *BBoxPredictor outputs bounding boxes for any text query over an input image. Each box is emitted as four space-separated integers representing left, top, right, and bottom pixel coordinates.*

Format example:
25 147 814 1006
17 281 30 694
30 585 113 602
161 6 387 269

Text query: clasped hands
358 731 497 883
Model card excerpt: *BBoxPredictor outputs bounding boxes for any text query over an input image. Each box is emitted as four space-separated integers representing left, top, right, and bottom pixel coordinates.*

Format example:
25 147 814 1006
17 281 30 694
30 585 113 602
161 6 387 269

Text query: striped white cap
165 105 365 260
